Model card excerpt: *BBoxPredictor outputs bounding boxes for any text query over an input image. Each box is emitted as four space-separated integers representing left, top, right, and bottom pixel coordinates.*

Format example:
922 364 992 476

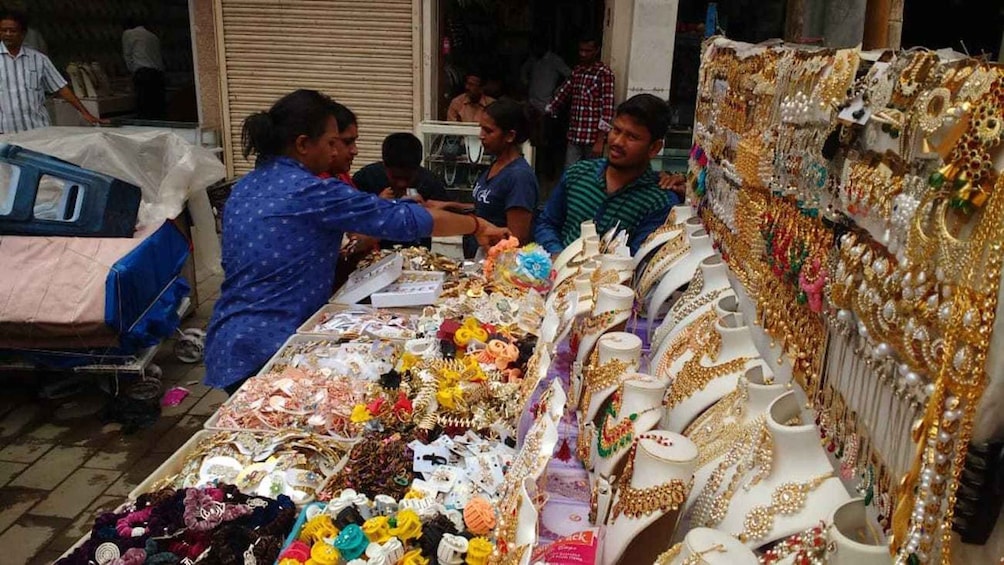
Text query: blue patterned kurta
204 157 433 388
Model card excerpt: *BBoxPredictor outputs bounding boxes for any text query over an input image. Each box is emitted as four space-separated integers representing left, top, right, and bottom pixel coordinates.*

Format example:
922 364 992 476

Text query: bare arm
506 208 534 244
429 209 508 248
55 86 108 125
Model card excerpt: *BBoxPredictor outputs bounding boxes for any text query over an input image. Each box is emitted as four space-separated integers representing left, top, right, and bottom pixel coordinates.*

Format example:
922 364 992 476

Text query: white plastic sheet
0 126 225 278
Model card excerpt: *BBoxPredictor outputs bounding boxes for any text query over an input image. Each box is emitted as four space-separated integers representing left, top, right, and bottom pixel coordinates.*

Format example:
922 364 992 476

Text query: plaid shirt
546 61 615 145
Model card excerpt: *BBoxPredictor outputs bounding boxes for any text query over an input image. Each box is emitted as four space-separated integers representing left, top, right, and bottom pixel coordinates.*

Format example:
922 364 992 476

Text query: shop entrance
19 0 198 125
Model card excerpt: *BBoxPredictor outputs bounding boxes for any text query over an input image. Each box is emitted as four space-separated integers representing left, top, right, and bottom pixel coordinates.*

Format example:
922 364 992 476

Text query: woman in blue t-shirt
469 100 539 245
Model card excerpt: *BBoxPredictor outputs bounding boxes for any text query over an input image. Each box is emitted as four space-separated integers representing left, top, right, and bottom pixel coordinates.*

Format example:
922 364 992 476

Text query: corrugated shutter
216 0 418 177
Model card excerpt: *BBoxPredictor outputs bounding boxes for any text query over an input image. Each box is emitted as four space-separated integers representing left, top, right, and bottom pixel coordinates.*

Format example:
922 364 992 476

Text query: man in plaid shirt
546 35 615 167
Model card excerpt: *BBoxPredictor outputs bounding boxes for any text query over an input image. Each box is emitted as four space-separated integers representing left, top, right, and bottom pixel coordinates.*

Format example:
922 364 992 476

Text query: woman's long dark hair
484 99 531 145
241 89 340 160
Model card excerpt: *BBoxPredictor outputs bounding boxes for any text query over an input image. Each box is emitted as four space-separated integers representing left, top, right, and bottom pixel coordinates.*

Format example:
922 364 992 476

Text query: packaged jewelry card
298 304 417 341
138 430 350 505
371 271 445 308
530 528 600 564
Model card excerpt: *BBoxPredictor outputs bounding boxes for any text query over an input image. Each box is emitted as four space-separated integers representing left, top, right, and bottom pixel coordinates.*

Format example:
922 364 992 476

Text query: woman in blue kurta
205 90 507 392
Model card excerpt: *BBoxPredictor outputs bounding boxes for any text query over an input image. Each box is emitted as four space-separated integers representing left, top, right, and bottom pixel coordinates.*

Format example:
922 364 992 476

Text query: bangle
469 215 481 236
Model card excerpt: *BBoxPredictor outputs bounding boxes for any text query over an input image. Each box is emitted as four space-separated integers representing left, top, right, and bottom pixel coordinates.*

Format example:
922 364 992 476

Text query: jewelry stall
56 37 1004 565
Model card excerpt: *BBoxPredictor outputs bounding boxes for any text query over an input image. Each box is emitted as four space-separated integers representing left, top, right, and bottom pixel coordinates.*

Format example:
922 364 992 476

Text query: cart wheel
175 328 205 363
144 363 163 381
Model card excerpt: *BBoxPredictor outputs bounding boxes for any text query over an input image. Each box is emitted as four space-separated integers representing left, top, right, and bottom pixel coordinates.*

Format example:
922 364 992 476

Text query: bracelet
469 215 482 236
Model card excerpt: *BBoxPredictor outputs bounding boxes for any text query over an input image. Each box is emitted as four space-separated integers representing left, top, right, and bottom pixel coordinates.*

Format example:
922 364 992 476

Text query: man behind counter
353 132 452 249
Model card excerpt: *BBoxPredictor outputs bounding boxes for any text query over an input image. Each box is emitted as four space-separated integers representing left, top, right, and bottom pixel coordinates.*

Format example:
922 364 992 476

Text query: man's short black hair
382 133 423 170
0 10 28 31
579 32 601 48
615 94 670 142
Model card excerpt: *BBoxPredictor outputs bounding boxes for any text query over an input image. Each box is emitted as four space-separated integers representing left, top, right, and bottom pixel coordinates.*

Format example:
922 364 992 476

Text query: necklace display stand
650 295 742 378
651 255 736 353
825 498 890 565
555 236 601 286
597 254 635 285
574 285 634 365
577 332 643 425
682 363 785 515
601 432 698 565
636 218 706 306
715 391 850 548
656 527 758 564
661 313 763 433
553 220 599 273
647 230 717 323
590 374 668 482
634 205 697 269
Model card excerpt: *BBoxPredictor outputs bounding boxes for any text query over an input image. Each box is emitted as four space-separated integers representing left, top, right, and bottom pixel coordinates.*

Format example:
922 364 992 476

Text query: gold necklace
637 233 688 299
580 354 634 412
575 308 631 339
610 441 692 520
663 354 751 410
590 269 623 302
654 542 728 565
684 379 750 467
734 473 834 544
655 310 720 378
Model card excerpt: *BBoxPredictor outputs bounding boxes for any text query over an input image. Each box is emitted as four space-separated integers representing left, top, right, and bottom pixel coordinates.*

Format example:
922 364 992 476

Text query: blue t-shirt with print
471 157 539 228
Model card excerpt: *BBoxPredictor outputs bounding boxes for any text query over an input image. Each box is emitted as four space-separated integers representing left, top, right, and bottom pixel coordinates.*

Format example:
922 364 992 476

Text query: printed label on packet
530 528 599 565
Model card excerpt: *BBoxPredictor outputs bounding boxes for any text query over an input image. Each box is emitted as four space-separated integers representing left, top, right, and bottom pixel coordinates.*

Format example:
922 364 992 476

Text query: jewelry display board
691 36 1004 564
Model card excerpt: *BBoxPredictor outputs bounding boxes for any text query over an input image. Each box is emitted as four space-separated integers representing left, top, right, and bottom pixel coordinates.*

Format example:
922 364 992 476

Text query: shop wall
215 0 421 177
192 0 222 129
802 0 867 48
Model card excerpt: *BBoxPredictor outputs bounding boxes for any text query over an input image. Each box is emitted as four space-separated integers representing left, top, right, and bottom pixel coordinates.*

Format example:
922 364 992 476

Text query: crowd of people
0 8 688 394
205 72 687 392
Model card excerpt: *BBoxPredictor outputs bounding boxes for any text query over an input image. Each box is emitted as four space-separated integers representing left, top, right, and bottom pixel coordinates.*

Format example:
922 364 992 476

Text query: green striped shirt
559 159 674 248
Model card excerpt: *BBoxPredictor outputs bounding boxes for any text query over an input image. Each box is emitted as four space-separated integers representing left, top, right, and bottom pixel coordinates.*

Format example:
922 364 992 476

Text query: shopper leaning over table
533 93 682 255
205 89 509 394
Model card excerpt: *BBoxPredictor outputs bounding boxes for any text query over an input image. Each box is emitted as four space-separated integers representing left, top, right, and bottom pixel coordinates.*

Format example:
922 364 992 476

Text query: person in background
0 10 105 132
324 102 359 185
521 36 571 179
205 89 509 393
22 25 46 54
546 33 615 167
429 99 537 256
352 133 451 250
447 71 495 123
534 94 681 255
521 37 571 113
122 19 165 119
353 132 449 203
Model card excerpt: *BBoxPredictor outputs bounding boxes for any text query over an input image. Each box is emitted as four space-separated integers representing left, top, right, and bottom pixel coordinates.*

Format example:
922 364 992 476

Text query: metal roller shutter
215 0 420 177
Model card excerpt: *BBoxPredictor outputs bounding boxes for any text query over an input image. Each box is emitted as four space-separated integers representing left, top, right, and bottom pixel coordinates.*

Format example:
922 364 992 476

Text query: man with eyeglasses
0 10 107 133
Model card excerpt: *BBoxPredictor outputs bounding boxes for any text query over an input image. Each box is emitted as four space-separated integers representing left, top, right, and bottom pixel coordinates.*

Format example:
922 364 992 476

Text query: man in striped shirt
0 10 105 133
534 94 681 255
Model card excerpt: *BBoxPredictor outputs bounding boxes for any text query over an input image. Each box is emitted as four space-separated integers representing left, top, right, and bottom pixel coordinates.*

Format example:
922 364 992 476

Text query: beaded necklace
594 390 662 459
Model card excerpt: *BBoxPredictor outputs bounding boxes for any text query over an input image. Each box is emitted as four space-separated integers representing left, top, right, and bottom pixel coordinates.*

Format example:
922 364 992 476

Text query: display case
416 121 535 203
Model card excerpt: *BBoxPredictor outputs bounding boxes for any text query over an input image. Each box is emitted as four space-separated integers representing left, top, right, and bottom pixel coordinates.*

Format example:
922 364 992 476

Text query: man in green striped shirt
533 94 681 255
